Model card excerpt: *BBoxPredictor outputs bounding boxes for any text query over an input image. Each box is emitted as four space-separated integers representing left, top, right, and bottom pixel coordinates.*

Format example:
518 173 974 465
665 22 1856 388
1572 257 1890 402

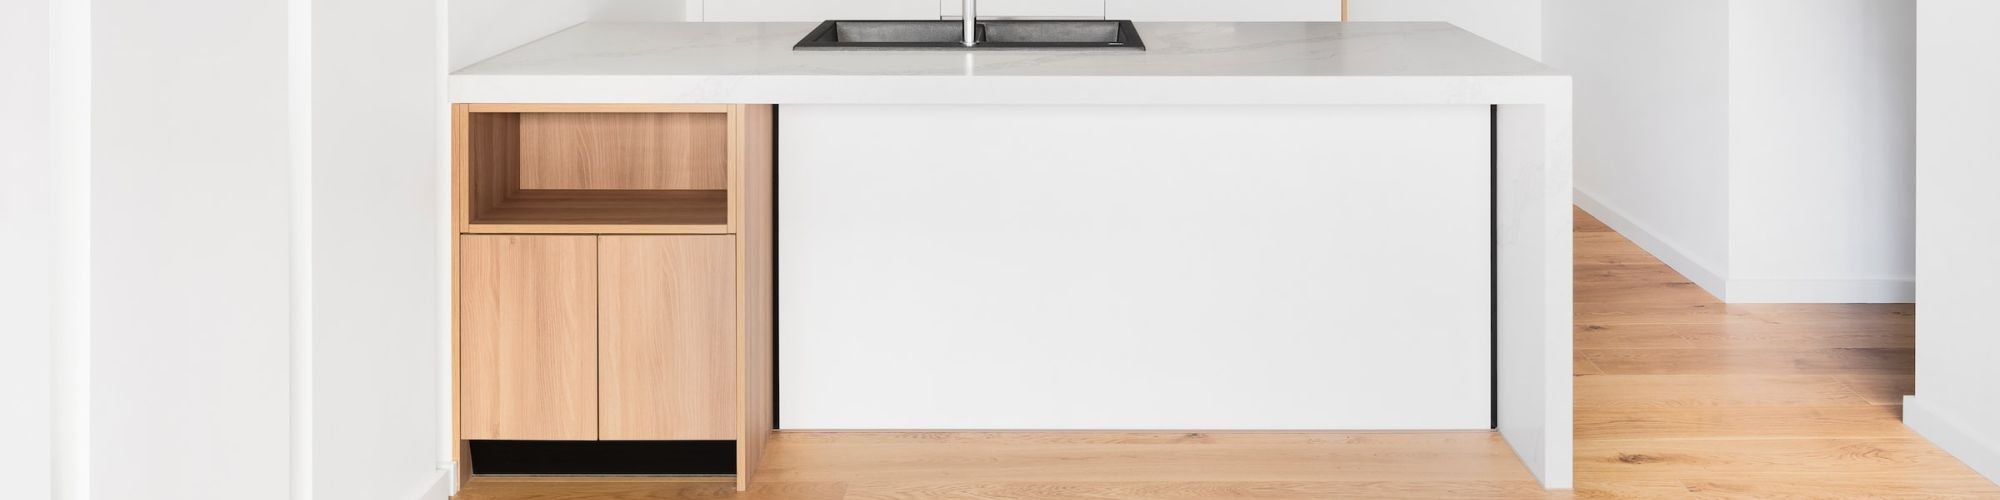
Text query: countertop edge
449 74 1573 106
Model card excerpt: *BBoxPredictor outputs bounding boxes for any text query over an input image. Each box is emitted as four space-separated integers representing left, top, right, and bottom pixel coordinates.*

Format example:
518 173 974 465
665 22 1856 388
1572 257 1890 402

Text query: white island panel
779 104 1493 430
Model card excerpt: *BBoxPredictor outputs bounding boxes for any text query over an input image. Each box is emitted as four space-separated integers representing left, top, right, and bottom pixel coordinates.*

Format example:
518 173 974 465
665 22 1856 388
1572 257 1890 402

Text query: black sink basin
793 20 1146 51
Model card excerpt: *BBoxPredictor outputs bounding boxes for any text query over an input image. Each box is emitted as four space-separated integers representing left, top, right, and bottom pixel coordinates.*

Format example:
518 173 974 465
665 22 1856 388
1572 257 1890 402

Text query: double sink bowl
794 20 1145 50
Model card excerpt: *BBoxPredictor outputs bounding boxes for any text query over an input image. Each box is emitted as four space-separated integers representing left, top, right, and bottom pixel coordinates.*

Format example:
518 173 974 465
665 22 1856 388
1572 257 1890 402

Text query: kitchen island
451 21 1572 488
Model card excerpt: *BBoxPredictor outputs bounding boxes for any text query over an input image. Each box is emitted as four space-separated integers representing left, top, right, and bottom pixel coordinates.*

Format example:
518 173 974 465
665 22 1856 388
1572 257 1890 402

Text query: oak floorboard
1683 476 2000 499
839 481 1555 500
1577 323 1915 351
1575 352 1605 376
1573 233 1656 256
1574 206 1614 233
1577 374 1871 409
1565 481 1693 500
1836 374 1916 406
1575 323 1709 350
1569 207 1996 498
1575 438 1990 480
1571 280 1717 305
756 432 1534 483
1575 405 1911 441
1581 347 1915 376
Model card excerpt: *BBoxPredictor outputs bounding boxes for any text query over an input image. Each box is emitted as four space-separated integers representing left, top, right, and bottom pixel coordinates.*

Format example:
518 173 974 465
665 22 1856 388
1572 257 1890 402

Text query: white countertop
450 22 1569 105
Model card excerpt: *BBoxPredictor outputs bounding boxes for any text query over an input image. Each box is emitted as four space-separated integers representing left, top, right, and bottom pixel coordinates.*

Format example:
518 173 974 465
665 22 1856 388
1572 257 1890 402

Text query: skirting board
1572 188 1914 304
1905 396 2000 485
414 468 452 500
1724 277 1915 304
1571 188 1727 299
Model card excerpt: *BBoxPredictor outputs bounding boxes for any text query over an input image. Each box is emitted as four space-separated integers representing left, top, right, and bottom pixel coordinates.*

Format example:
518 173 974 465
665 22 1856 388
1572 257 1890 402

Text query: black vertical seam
770 105 781 430
1490 105 1500 431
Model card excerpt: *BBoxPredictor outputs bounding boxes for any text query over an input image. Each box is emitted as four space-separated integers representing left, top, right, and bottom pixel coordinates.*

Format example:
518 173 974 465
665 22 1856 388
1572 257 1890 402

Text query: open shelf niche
456 104 761 234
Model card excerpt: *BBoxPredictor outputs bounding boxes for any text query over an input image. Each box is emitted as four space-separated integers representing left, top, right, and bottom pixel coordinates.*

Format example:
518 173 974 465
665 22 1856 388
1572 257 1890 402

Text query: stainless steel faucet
962 0 977 47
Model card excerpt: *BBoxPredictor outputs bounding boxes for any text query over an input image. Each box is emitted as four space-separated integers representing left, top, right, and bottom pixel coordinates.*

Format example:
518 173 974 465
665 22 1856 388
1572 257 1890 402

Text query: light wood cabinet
452 104 775 489
459 235 599 441
599 235 739 440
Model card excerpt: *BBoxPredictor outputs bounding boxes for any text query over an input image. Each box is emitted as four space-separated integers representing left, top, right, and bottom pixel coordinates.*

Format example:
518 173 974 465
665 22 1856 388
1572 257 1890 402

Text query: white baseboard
410 468 453 500
1724 277 1915 304
1905 396 2000 485
1573 188 1915 304
1571 188 1728 300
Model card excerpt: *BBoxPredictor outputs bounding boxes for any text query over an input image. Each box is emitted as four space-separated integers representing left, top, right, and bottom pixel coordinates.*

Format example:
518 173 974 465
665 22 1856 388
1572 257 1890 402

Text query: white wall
1726 0 1915 303
4 0 452 498
451 0 684 70
1107 0 1340 22
0 0 56 497
1546 0 1734 291
943 0 1102 19
90 0 296 498
1908 0 2000 485
1350 0 1542 59
313 0 452 497
1549 0 1917 303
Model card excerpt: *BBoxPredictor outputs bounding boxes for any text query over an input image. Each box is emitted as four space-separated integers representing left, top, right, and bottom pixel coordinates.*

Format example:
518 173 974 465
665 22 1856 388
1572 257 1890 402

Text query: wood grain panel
755 432 1531 483
1569 481 1696 499
1576 323 1915 350
1581 347 1914 376
834 481 1553 499
468 112 521 225
461 235 598 440
1574 352 1604 376
467 103 733 114
453 104 471 234
464 224 732 235
735 104 777 491
599 235 738 440
1577 374 1870 409
1836 374 1914 406
1575 438 1985 479
520 113 729 190
1684 476 2000 498
468 189 729 227
451 104 471 483
1575 406 1911 441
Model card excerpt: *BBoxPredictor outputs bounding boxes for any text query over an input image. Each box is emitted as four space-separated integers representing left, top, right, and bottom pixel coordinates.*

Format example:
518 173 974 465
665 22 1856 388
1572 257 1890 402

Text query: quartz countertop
451 21 1568 106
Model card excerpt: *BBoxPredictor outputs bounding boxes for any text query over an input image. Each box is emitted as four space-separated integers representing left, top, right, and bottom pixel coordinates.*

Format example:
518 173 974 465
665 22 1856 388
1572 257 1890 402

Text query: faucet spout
962 0 977 47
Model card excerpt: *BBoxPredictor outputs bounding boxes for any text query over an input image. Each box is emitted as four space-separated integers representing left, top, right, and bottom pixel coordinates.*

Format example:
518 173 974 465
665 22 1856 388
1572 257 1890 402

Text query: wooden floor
456 208 1998 499
1569 208 1996 498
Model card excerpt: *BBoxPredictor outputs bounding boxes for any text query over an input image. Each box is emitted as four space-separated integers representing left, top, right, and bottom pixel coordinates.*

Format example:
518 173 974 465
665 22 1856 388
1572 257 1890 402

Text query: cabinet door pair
460 234 737 441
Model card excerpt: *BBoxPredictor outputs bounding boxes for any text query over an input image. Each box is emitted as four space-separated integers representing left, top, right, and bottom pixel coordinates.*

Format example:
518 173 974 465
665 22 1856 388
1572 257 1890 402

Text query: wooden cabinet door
461 235 599 440
599 235 738 440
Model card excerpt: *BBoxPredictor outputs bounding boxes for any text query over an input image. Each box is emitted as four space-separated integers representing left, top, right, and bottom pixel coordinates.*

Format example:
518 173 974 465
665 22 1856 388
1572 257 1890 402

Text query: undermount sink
793 20 1145 51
